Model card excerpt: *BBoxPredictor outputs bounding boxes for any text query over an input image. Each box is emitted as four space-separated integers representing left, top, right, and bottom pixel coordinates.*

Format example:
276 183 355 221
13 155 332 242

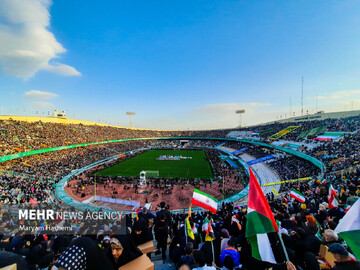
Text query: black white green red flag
335 198 360 259
246 168 279 264
202 217 215 241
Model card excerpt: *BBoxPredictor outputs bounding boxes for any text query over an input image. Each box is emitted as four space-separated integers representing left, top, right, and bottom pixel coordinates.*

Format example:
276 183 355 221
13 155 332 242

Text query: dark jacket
131 218 154 246
156 209 171 226
154 220 169 246
108 234 143 269
333 260 360 270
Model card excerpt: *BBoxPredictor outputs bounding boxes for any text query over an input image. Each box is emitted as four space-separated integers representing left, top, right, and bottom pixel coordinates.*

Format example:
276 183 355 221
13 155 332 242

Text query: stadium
1 111 360 270
2 1 360 270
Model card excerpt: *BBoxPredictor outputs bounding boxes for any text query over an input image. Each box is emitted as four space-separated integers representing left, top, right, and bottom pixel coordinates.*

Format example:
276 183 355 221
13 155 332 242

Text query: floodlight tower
126 112 135 128
236 110 245 127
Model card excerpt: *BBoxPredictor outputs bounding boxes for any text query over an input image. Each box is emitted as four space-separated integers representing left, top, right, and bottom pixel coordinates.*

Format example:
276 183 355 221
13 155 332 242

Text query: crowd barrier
83 196 140 209
231 147 248 155
247 155 276 165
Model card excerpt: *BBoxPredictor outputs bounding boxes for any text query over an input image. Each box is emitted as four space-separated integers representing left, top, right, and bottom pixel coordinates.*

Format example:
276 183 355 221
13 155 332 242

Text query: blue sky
1 0 360 129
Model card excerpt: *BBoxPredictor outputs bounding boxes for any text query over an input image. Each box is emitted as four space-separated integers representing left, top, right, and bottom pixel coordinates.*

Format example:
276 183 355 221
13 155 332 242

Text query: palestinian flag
335 198 360 259
191 189 218 214
202 217 215 241
328 184 339 209
289 189 305 203
185 218 195 240
246 168 280 264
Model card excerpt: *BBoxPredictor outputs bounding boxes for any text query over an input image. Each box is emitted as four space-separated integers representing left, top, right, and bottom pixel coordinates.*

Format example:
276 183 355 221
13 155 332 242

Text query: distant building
52 110 66 118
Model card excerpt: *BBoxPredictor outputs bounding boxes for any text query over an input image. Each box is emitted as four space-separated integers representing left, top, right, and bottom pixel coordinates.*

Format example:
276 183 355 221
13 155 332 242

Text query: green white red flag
328 184 339 209
191 189 218 213
29 198 39 205
202 217 215 241
288 189 305 203
246 168 279 264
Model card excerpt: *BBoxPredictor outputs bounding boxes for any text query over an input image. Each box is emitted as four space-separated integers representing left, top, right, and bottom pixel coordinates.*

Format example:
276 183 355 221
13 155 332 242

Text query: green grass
95 149 213 179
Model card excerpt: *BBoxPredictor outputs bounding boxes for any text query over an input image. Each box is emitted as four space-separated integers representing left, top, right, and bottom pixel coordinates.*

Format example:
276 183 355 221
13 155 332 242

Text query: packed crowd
2 115 360 158
0 119 231 156
1 176 359 270
0 140 157 205
245 116 360 142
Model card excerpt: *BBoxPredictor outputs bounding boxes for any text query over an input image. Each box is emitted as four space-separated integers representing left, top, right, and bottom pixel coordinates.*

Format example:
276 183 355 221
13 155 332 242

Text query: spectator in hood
108 234 142 269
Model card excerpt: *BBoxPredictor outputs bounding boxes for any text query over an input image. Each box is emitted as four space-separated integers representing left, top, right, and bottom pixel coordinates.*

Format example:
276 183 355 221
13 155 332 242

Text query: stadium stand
268 126 300 140
0 115 360 269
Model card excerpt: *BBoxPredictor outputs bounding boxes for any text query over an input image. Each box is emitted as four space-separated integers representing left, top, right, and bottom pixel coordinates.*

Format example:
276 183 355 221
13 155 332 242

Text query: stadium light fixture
235 109 245 127
126 112 136 128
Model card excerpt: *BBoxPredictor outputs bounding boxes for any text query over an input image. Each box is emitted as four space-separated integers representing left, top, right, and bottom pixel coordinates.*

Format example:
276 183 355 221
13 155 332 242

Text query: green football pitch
95 149 214 179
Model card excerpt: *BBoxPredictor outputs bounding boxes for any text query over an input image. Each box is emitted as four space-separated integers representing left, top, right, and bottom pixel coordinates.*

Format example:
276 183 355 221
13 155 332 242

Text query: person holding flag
199 215 220 267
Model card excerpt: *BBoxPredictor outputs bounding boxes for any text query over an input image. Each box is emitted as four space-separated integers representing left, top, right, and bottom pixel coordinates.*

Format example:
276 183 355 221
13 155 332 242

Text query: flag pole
207 213 215 264
211 239 215 264
277 231 289 262
185 217 188 245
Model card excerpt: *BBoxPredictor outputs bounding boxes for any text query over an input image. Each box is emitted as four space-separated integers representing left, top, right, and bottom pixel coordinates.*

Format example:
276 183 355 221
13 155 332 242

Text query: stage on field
95 149 213 179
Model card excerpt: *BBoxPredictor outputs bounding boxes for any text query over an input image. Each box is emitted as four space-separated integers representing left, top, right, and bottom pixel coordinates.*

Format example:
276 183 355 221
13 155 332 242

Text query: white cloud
24 90 58 100
0 0 81 78
44 62 81 76
307 90 360 100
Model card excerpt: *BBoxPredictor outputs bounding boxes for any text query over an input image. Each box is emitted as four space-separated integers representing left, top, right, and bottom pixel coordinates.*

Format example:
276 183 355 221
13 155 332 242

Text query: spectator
193 250 216 270
177 242 196 269
328 243 360 270
220 239 240 268
108 235 142 268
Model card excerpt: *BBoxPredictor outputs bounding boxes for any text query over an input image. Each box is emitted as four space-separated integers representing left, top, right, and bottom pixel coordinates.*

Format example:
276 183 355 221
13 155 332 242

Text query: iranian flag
288 189 305 203
191 189 218 214
335 198 360 259
328 184 339 209
29 198 39 205
246 168 280 264
202 217 215 241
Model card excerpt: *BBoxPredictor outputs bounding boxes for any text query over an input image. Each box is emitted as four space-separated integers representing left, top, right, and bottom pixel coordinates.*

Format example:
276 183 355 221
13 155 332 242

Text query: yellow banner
272 187 279 196
263 177 312 186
